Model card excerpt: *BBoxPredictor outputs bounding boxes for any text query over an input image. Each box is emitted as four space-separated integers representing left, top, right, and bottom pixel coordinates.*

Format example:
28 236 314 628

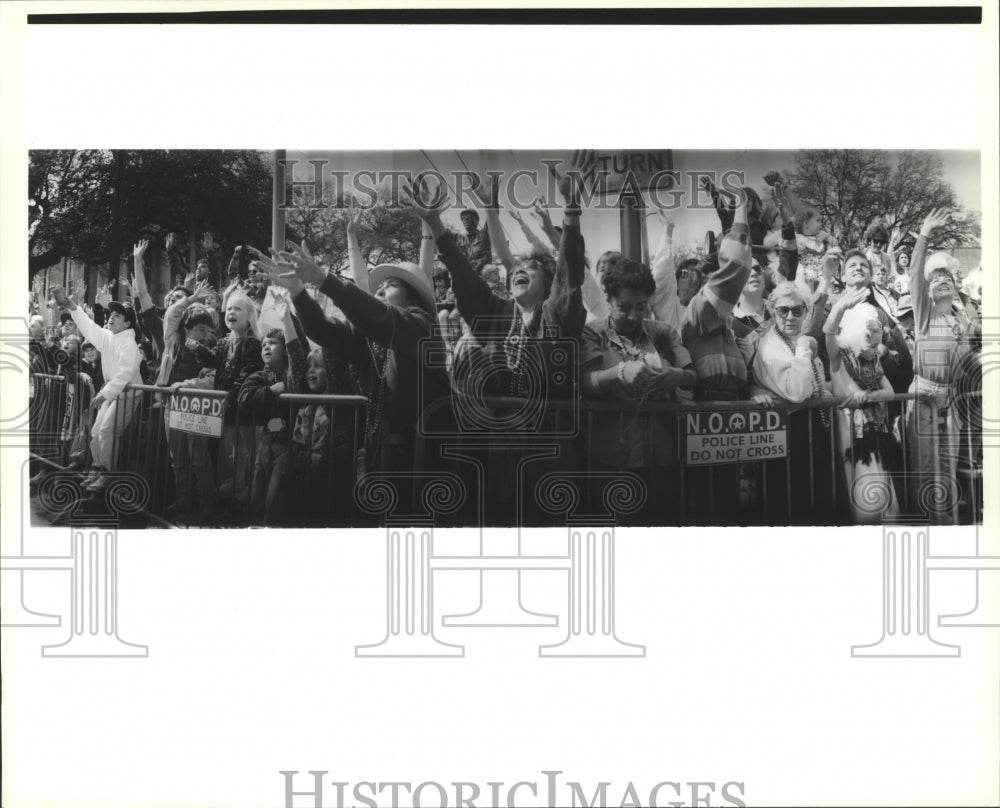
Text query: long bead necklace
503 305 539 397
777 327 830 430
364 338 389 458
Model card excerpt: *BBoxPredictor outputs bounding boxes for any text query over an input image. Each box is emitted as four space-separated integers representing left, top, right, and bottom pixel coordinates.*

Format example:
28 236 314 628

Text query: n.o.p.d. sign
168 392 225 438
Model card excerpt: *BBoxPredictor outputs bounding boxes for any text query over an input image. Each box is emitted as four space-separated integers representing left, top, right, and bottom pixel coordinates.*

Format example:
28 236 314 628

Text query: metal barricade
412 392 981 528
110 384 368 528
28 373 67 466
29 376 979 528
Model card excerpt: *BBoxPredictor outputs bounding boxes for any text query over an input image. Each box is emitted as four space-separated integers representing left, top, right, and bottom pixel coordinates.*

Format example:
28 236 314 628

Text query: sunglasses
775 305 806 318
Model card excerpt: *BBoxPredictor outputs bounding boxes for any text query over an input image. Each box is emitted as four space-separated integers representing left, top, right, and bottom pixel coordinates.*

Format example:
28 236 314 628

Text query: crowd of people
27 156 984 527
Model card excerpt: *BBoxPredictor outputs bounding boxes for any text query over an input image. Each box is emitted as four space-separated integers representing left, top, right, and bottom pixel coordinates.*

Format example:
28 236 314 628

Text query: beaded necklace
842 350 882 392
606 317 647 364
503 305 540 397
776 326 830 430
363 338 389 458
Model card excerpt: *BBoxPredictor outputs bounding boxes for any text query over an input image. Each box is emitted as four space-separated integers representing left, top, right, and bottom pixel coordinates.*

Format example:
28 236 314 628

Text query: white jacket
70 308 141 400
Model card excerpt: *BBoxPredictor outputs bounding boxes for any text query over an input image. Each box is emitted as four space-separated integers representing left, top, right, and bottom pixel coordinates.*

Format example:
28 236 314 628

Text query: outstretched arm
405 176 505 327
509 208 551 255
531 200 562 250
910 208 949 336
346 203 369 293
542 151 596 334
278 241 434 357
132 239 156 312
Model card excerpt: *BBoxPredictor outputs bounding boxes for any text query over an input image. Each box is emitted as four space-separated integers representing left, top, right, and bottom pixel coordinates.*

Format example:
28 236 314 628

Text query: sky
293 148 981 263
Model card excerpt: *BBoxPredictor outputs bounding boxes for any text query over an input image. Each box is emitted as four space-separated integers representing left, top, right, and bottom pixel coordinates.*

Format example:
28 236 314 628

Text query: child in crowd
290 346 359 526
205 291 263 506
57 334 96 470
50 287 143 493
792 207 838 292
156 284 219 522
237 301 307 526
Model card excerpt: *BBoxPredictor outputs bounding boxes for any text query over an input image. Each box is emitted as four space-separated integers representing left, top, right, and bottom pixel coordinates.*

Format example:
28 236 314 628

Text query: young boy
159 298 219 522
51 288 142 493
237 302 306 526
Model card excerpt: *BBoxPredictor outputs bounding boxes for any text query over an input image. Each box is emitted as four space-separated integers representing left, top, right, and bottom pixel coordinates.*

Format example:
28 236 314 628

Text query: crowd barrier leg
438 445 558 628
852 519 960 657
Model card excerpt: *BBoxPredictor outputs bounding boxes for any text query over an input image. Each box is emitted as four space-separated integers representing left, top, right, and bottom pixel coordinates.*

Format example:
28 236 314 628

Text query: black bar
27 7 983 26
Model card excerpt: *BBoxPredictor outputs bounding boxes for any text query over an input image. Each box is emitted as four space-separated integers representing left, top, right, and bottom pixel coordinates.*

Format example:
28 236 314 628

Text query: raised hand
920 207 950 238
50 285 72 309
401 176 449 222
772 182 793 226
133 239 149 262
531 199 554 228
653 207 675 235
165 232 177 252
276 241 326 288
346 199 362 237
552 150 598 209
888 226 901 254
95 284 112 308
821 248 843 280
508 207 525 224
188 279 213 305
470 173 500 210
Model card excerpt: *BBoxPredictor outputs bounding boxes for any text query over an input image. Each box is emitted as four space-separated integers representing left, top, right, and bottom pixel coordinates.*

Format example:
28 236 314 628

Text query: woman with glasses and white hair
750 280 837 524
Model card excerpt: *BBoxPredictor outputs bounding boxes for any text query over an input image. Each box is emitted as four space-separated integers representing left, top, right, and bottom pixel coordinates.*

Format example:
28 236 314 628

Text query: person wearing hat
865 227 891 276
455 208 492 274
259 241 450 475
59 310 81 340
50 286 142 493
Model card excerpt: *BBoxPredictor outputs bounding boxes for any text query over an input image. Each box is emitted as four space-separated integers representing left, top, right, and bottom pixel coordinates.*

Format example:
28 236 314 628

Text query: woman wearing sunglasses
750 281 837 524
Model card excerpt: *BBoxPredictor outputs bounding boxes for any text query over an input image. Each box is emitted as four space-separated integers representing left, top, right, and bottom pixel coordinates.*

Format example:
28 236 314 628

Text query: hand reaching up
551 150 598 209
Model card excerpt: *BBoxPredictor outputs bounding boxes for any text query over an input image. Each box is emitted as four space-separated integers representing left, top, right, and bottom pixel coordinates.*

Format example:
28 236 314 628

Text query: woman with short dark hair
581 258 695 525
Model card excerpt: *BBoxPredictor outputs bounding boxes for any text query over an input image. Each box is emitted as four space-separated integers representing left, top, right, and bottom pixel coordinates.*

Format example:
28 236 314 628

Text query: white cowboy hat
368 262 437 316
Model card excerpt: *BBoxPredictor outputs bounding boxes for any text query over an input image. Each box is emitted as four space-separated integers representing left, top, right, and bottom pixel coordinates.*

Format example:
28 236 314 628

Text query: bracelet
421 236 434 240
564 206 582 217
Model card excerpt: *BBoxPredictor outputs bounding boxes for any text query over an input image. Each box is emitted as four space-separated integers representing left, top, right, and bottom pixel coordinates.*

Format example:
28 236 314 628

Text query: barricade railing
28 375 981 528
414 391 983 528
106 384 368 528
28 373 67 465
